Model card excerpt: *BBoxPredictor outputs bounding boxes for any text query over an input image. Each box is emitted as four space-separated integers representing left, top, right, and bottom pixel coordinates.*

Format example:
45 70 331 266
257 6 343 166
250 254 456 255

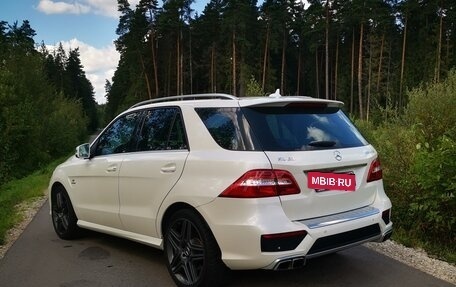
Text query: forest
106 0 456 121
0 20 97 184
0 0 454 261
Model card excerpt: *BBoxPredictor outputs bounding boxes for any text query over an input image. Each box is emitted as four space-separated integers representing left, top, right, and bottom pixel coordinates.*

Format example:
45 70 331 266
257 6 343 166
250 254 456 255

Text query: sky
0 0 210 104
1 1 308 104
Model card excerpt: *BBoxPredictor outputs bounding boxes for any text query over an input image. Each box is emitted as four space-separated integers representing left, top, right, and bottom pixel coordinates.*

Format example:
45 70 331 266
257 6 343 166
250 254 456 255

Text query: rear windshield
196 106 367 151
243 106 368 151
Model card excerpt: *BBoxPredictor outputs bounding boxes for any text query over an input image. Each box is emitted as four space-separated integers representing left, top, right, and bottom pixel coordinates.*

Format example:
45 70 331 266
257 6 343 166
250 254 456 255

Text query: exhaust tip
274 257 306 270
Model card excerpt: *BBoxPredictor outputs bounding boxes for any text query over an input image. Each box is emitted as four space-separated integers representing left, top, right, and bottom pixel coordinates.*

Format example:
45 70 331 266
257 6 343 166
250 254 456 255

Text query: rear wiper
308 140 336 147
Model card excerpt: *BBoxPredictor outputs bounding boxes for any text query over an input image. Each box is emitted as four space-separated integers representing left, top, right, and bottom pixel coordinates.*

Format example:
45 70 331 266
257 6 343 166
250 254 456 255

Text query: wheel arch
49 182 66 210
160 202 199 237
49 182 78 217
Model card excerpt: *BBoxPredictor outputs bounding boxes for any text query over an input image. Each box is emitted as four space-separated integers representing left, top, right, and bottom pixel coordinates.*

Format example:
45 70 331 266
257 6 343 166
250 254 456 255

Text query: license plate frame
307 171 356 192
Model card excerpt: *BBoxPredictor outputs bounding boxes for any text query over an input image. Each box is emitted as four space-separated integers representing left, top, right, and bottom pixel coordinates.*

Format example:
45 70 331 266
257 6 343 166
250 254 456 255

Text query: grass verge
0 157 67 245
392 228 456 265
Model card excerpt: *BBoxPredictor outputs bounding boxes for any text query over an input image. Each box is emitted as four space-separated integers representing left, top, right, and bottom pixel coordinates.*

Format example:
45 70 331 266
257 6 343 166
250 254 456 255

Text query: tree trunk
435 2 443 83
367 38 372 122
325 0 330 99
232 29 237 96
350 28 355 114
180 30 184 95
189 27 193 93
167 50 172 96
315 46 319 98
358 23 364 119
149 30 159 98
211 44 216 92
281 30 286 95
386 42 392 113
297 48 302 95
139 52 152 99
376 34 384 92
262 21 270 92
334 38 339 100
400 16 407 108
176 32 180 95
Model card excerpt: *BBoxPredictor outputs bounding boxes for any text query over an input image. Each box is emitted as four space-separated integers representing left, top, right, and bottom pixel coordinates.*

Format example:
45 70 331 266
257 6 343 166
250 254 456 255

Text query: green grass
392 227 456 265
0 157 66 245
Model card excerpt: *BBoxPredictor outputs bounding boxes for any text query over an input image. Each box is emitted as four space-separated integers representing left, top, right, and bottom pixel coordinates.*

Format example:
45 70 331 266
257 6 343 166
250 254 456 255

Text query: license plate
307 171 356 191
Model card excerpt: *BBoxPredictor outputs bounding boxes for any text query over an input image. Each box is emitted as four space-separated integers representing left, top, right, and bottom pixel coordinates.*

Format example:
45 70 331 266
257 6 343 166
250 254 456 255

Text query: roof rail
129 93 238 109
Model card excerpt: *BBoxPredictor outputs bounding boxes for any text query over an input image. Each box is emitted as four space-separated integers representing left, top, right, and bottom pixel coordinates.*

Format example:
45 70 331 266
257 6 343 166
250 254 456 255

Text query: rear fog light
382 209 391 225
261 230 307 252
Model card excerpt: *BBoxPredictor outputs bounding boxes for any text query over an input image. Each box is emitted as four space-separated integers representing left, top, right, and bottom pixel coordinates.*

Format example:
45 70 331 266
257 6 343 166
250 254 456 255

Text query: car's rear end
168 95 392 271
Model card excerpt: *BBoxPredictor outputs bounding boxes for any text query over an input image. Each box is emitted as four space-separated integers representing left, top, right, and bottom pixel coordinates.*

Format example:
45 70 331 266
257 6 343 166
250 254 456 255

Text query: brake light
367 158 383 182
219 169 300 198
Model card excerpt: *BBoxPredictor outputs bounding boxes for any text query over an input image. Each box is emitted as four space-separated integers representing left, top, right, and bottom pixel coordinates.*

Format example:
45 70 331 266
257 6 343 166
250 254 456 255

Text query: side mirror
75 143 90 159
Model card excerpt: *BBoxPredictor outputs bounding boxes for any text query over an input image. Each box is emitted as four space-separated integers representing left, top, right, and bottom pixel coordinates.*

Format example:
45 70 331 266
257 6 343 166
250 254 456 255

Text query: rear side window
138 107 188 151
196 108 258 151
242 106 368 151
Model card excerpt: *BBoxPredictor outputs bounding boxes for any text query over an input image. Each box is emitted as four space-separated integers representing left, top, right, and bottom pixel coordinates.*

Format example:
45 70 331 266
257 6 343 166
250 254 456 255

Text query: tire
51 186 82 239
164 209 229 287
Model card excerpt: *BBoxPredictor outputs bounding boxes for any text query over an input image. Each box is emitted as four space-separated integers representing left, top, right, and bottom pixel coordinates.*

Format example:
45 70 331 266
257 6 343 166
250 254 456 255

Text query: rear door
118 107 189 237
241 102 378 220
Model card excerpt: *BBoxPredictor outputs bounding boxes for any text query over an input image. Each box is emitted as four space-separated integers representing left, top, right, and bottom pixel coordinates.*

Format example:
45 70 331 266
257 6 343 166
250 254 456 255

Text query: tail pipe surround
274 256 306 270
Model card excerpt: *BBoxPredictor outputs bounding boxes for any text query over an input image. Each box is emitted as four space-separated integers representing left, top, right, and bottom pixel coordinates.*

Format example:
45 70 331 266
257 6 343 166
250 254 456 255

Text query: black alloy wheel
164 209 228 287
51 186 81 239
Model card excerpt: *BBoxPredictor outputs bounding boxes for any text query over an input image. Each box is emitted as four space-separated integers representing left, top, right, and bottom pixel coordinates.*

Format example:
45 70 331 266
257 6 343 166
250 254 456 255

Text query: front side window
94 112 141 156
137 107 188 151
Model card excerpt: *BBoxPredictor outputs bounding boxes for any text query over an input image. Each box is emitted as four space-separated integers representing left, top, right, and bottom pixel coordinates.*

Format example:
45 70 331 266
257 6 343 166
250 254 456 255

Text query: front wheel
51 186 82 239
164 209 228 287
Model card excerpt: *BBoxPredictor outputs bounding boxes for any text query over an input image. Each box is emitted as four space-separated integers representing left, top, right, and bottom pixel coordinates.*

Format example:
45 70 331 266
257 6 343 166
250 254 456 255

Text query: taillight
219 169 301 198
367 158 383 182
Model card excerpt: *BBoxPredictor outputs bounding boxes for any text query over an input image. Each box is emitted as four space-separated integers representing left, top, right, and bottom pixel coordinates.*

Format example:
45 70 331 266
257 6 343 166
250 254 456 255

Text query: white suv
49 93 393 287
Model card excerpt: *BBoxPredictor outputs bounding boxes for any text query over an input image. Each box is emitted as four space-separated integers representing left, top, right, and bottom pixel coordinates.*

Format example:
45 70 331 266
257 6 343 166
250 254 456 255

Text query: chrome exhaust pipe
274 257 306 270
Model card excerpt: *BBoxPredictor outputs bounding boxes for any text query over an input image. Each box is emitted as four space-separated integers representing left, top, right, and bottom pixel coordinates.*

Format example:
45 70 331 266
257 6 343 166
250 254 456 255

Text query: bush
409 136 456 244
355 70 456 262
0 50 88 186
405 70 456 145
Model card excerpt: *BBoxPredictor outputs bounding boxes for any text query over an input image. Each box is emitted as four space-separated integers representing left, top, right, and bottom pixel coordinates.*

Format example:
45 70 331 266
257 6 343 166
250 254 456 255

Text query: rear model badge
334 151 342 161
278 156 295 162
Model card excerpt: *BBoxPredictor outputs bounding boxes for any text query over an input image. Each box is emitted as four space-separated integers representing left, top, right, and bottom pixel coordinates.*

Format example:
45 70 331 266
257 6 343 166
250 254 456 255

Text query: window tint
196 108 258 151
94 112 141 156
138 107 188 151
242 107 368 151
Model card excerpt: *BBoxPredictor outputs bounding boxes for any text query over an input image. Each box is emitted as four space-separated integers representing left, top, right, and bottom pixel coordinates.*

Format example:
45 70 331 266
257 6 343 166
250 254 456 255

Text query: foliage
245 75 264 97
0 21 93 186
410 136 456 243
405 70 456 145
356 70 456 262
0 157 64 245
103 0 456 119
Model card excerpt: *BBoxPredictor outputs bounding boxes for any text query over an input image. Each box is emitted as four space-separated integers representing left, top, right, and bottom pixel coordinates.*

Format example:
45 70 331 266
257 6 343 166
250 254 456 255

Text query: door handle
106 165 117 172
161 164 176 173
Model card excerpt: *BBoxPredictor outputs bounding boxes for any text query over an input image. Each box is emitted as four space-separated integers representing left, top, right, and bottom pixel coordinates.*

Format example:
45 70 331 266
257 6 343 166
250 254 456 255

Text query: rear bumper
268 223 393 271
197 197 393 270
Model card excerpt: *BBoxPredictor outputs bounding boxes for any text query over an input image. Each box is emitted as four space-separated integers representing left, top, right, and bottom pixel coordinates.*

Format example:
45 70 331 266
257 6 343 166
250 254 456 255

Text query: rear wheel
51 186 82 239
164 209 228 287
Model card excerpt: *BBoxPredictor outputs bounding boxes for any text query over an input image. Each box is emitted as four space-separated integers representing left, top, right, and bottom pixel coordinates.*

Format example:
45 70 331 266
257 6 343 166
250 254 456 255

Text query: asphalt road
0 202 453 287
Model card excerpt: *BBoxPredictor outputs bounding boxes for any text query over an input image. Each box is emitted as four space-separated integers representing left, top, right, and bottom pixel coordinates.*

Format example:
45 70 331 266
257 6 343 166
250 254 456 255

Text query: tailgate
265 146 378 220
